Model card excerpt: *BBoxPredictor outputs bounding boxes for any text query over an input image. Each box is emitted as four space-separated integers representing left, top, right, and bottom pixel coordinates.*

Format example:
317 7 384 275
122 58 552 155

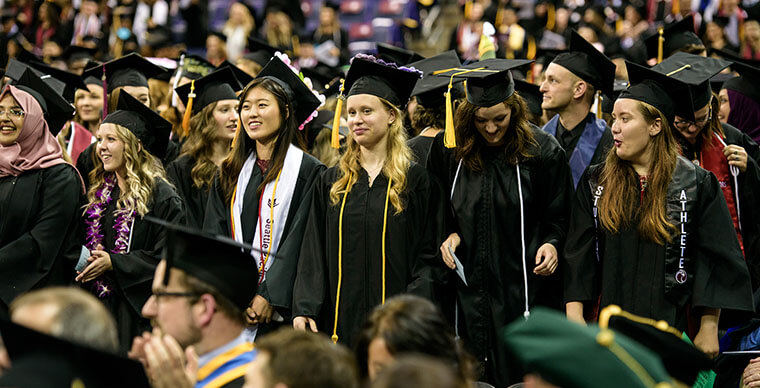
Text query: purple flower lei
351 54 423 76
83 173 136 298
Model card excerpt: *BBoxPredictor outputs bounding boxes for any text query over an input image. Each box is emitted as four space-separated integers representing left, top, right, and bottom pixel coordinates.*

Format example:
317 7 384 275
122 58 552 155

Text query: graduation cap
10 68 76 136
102 91 171 158
0 319 150 388
257 56 323 127
324 0 341 11
5 59 67 100
652 52 730 120
376 42 425 65
708 48 760 103
26 60 89 102
409 50 463 108
146 25 175 50
535 47 567 68
501 308 675 388
433 58 532 147
300 63 343 95
217 60 255 87
208 30 227 43
550 29 616 97
60 45 98 65
602 79 629 115
598 305 714 386
174 53 215 81
147 217 260 312
622 60 687 124
82 52 168 94
515 79 543 118
246 37 285 67
175 66 244 135
644 15 704 63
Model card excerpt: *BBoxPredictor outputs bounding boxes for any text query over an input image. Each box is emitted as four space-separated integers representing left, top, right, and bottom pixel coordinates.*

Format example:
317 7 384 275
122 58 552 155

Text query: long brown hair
598 101 679 245
454 93 536 172
698 93 724 148
219 77 299 203
181 102 232 189
328 98 411 214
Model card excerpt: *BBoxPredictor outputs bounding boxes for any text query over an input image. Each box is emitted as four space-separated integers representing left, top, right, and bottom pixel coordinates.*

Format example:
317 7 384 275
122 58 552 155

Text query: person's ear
387 108 397 125
194 294 217 327
649 118 662 137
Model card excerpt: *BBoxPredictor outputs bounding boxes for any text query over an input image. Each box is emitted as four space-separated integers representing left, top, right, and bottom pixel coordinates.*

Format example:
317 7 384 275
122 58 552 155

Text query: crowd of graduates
5 0 760 387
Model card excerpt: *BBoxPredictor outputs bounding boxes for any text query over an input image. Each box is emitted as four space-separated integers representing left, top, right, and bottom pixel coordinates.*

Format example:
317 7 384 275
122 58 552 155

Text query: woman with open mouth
204 54 324 341
0 75 84 319
78 90 184 352
564 61 754 362
168 66 245 229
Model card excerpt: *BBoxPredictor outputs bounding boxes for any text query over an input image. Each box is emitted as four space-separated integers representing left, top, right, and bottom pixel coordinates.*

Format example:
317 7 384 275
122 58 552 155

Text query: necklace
84 173 136 298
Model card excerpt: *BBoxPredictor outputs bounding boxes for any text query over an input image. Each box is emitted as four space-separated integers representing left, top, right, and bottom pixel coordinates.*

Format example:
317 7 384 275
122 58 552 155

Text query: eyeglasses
673 109 711 130
0 108 25 119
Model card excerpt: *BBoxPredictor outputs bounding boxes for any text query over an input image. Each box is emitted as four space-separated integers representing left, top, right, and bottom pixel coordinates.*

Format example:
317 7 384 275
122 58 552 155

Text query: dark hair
175 270 246 325
370 355 459 388
411 103 445 134
256 328 359 388
454 92 537 172
355 295 475 387
220 77 299 202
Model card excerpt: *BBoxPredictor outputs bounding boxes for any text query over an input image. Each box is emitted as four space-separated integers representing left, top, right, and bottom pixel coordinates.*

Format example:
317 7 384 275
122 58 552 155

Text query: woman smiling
79 91 184 351
204 55 324 341
292 55 443 348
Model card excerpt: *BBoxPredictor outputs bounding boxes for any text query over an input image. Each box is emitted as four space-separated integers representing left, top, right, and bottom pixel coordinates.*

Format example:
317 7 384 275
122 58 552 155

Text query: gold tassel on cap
181 80 196 137
444 76 456 148
331 78 345 149
657 27 664 64
464 0 473 19
596 91 602 118
231 118 242 150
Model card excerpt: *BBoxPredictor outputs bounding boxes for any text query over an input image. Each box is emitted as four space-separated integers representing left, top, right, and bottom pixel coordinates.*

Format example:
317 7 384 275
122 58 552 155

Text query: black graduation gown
426 127 572 387
76 141 180 188
407 135 436 166
0 164 83 317
679 123 760 291
292 163 443 347
83 178 184 352
203 152 325 322
564 159 754 333
166 155 211 229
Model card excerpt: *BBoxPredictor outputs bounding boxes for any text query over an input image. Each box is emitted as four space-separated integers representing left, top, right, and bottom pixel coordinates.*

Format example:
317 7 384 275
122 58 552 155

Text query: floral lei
84 173 136 298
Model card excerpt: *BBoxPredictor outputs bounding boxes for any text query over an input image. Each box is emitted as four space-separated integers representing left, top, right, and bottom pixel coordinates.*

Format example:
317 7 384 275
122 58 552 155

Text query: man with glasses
129 219 260 388
654 53 760 301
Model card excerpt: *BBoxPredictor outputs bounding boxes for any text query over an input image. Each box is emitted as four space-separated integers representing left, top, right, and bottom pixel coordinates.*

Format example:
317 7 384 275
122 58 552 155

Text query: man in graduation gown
77 53 180 186
540 30 615 188
132 220 259 388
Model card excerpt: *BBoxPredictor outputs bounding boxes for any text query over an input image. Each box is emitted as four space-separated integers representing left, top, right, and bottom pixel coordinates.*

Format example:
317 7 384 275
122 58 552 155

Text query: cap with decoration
256 55 324 128
502 308 675 388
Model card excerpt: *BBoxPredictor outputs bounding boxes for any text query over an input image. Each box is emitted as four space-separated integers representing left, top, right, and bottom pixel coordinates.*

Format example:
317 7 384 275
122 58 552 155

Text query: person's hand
144 328 198 388
128 331 153 366
246 295 274 325
534 243 558 276
293 316 318 332
694 321 719 358
724 144 749 173
76 245 112 282
440 233 462 270
742 357 760 387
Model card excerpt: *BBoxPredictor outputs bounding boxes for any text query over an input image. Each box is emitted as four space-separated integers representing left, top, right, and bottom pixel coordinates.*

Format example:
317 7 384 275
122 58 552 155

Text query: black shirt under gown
292 163 444 348
0 164 83 317
555 112 614 167
82 178 184 352
426 127 573 387
564 159 754 333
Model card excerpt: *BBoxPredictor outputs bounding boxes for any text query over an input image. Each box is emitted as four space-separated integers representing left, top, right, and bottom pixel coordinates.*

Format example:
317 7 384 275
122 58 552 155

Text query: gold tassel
231 118 242 149
596 91 602 118
546 3 555 31
331 79 345 149
464 0 473 19
181 80 196 137
444 76 456 148
657 27 664 64
672 0 680 15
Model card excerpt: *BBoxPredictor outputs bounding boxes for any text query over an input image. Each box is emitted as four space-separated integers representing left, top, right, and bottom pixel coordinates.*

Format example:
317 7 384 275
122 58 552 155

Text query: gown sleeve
203 172 231 236
76 144 94 189
691 169 754 312
0 165 82 303
259 159 326 315
533 133 573 249
109 179 186 312
405 167 445 300
563 167 600 305
291 170 331 320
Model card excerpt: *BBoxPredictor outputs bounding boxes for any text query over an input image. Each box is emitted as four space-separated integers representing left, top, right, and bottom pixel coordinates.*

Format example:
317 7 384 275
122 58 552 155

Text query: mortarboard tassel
464 0 473 19
231 118 242 150
596 91 602 118
444 76 456 149
546 3 556 31
181 80 196 137
101 64 108 120
672 0 680 15
331 78 345 149
657 27 664 64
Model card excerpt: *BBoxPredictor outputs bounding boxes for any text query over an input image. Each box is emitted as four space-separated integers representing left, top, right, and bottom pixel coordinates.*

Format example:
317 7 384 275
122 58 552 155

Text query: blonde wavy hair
329 98 411 214
84 123 168 217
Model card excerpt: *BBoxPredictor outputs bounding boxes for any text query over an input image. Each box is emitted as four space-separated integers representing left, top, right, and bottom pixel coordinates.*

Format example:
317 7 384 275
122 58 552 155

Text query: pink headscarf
0 86 84 192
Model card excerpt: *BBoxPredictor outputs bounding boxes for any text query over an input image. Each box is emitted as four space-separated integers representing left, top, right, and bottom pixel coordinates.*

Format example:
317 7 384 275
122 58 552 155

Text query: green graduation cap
502 308 675 388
